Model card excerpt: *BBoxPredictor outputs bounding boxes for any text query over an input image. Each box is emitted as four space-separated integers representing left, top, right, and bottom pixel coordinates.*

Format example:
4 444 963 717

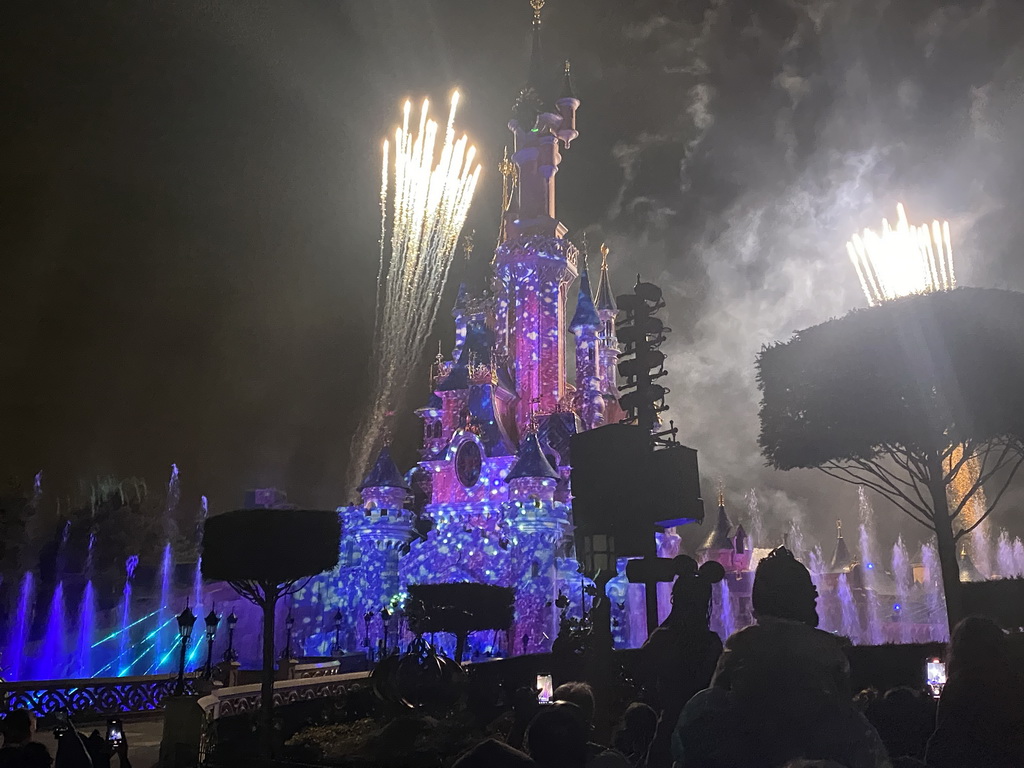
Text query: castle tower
830 521 853 573
505 429 570 653
341 446 417 621
493 0 580 433
569 260 604 430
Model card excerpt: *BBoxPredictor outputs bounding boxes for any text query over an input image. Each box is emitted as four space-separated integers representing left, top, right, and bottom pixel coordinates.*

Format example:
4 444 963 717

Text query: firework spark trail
847 203 955 306
847 205 991 573
347 92 481 494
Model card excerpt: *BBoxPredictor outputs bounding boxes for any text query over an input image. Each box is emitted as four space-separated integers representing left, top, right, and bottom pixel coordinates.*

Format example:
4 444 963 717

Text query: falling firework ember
847 203 955 307
347 91 481 494
847 205 989 573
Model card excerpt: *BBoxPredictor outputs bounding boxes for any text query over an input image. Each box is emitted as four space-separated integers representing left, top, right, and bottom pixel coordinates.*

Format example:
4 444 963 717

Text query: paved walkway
37 718 164 768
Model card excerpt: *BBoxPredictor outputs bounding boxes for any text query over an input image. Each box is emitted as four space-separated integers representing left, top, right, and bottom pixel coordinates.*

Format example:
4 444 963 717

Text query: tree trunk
259 584 278 757
927 461 963 633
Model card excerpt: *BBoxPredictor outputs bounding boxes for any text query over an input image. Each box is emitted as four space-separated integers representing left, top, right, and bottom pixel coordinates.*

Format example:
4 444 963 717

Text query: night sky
3 0 1024 547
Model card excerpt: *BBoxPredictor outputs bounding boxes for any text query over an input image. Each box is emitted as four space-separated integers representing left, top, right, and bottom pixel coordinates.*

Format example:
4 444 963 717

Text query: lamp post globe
223 611 239 663
203 608 220 679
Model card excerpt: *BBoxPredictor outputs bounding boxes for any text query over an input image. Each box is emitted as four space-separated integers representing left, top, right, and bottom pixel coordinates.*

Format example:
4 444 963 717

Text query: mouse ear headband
697 560 725 584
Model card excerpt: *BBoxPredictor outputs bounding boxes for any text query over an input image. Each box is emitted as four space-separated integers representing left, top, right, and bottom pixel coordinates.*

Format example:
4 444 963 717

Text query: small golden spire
600 242 610 268
498 146 515 178
461 229 475 261
718 489 725 508
837 520 843 538
531 0 545 22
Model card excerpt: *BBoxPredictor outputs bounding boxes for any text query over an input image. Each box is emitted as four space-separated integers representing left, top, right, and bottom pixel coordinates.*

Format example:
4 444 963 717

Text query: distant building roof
959 546 984 583
358 445 411 491
505 431 560 482
830 535 853 573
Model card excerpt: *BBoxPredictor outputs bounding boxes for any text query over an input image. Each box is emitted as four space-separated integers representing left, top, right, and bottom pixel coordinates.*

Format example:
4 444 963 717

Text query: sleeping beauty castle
292 0 643 659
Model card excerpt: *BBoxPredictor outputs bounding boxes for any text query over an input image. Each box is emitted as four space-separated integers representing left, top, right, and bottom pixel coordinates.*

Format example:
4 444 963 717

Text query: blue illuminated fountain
1 466 213 682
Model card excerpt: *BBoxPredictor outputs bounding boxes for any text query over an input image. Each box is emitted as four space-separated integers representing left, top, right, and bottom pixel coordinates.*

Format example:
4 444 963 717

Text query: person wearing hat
641 556 725 768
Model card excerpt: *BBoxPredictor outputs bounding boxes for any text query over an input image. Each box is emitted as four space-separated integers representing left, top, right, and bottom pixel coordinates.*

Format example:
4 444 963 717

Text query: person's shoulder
24 742 52 765
722 623 762 649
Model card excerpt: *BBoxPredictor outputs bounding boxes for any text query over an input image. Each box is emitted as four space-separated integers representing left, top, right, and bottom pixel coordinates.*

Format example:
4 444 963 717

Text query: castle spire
595 243 618 314
528 0 545 91
506 429 560 482
569 265 600 332
359 445 411 492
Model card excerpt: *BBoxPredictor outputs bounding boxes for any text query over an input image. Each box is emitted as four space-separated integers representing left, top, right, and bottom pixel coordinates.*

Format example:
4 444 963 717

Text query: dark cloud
2 0 1022 550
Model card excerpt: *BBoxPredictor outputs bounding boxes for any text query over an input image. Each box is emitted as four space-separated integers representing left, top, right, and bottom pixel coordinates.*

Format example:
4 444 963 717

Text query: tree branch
849 457 934 519
820 463 933 529
941 441 976 485
954 452 1024 540
950 440 1013 519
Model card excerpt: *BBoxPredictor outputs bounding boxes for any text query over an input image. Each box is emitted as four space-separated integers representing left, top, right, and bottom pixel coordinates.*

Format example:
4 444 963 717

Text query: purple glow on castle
292 29 624 658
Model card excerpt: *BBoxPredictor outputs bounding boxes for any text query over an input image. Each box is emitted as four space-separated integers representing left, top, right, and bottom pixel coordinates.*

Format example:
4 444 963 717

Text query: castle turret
505 427 570 653
341 445 417 643
569 262 604 429
829 521 853 573
359 445 411 510
505 429 559 502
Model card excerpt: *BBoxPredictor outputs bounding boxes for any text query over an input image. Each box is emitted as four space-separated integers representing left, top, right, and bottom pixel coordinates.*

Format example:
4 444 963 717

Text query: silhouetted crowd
461 547 1024 768
3 547 1023 768
0 710 132 768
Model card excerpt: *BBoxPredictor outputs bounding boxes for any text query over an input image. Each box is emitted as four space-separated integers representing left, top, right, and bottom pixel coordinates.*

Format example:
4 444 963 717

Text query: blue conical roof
595 262 617 314
358 445 411 491
569 269 600 332
505 431 560 482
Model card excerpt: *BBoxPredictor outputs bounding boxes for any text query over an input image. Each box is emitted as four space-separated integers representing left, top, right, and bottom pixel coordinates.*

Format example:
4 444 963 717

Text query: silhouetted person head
2 710 35 745
669 556 725 627
552 682 595 727
752 546 819 627
526 702 589 768
613 702 658 762
948 615 1008 678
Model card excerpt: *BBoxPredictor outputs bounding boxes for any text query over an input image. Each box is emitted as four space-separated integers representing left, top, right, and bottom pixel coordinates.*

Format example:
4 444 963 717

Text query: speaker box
570 424 705 559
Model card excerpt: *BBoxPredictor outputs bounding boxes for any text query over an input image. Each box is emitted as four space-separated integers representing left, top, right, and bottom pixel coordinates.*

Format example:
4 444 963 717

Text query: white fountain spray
856 487 885 644
346 92 481 495
892 537 911 644
920 542 949 641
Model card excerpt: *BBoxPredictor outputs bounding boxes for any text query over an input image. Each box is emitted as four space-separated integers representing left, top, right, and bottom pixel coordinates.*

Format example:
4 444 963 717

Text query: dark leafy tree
202 508 339 756
405 582 514 663
758 287 1024 629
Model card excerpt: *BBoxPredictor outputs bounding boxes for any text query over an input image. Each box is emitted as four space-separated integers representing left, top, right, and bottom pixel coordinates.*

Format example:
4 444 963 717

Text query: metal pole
175 638 189 695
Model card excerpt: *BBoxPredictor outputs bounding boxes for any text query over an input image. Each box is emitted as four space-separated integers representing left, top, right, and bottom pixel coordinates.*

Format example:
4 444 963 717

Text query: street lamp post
203 608 220 679
331 609 343 653
174 603 197 696
222 611 238 662
280 611 295 661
